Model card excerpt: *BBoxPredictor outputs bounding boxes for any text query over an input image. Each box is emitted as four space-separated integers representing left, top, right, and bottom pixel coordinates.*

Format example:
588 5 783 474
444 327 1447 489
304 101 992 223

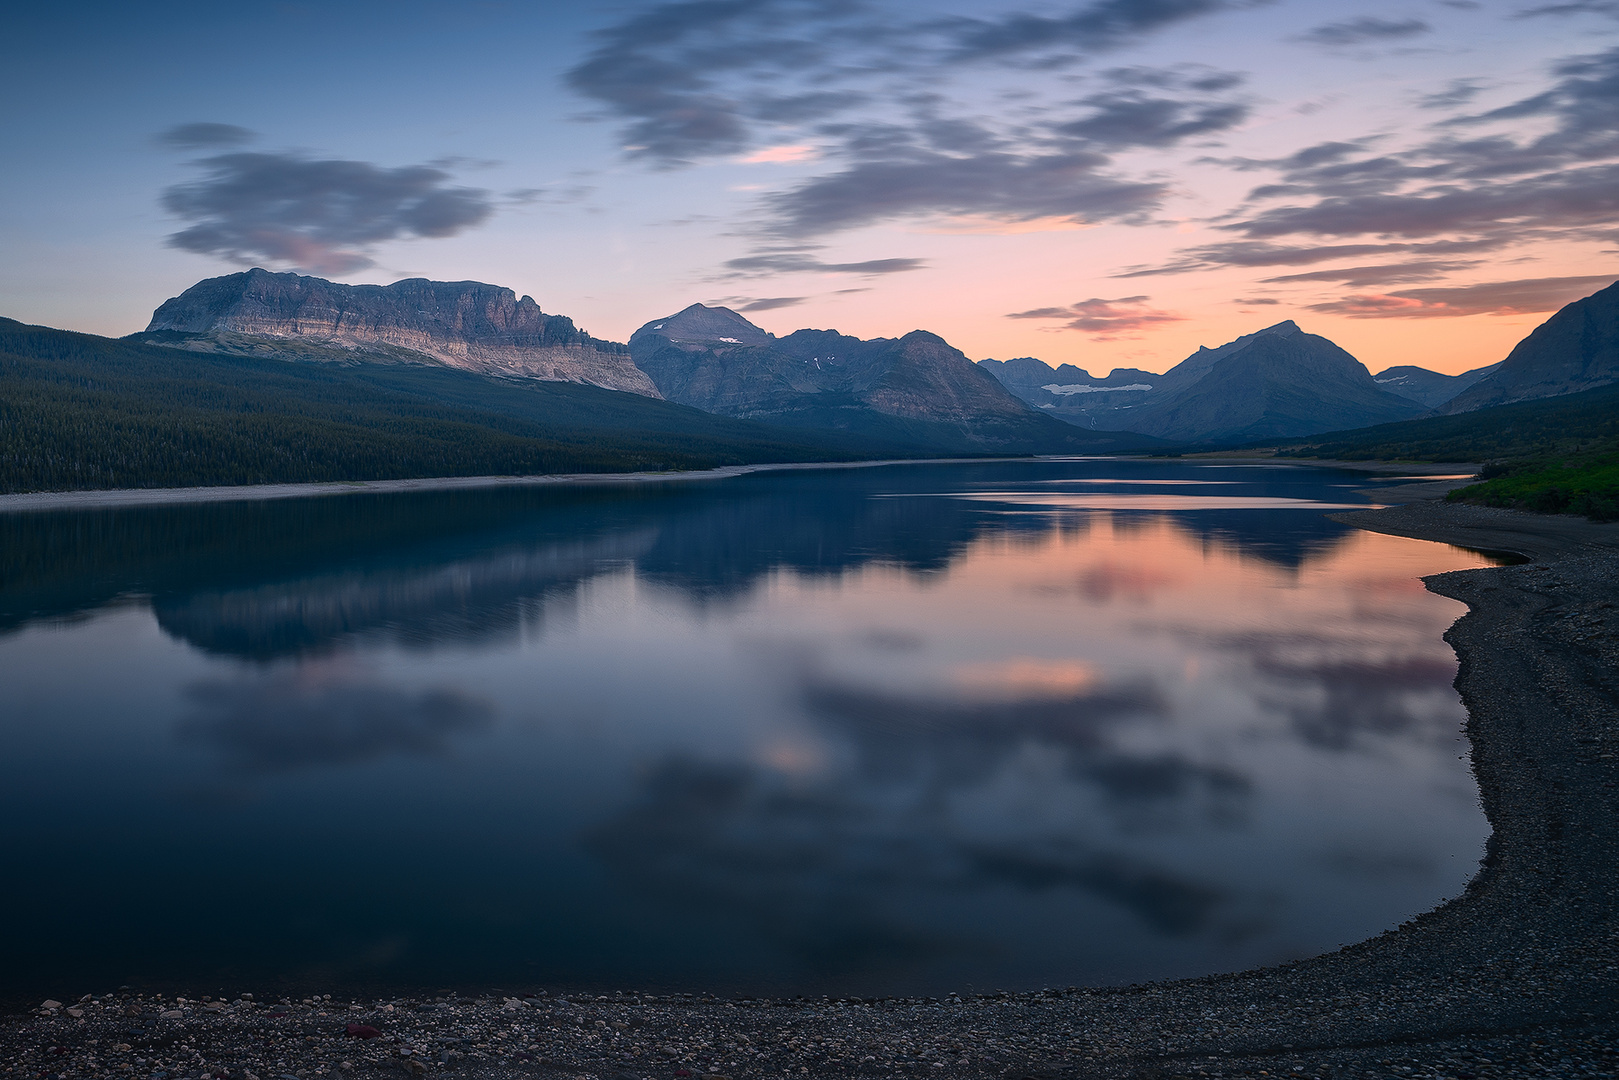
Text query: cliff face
145 269 660 397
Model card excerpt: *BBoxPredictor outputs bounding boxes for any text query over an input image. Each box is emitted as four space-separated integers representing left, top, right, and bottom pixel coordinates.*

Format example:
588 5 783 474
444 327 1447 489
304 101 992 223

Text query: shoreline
0 456 1480 515
0 459 968 514
5 500 1618 1078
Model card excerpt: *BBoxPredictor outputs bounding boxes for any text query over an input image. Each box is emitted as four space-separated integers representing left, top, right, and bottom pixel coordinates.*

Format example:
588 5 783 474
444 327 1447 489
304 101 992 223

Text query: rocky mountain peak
632 304 774 348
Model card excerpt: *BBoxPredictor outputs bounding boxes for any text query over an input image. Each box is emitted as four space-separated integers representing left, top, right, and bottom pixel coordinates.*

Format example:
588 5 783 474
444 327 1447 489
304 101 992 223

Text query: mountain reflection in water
0 460 1500 1003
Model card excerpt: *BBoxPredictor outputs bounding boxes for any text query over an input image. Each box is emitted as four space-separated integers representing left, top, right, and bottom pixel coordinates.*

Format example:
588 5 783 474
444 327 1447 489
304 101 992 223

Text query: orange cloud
1007 296 1184 339
739 145 819 164
1307 274 1617 319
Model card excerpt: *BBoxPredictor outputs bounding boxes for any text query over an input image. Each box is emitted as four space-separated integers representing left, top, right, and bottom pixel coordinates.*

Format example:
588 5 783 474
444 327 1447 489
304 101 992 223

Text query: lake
0 459 1500 1005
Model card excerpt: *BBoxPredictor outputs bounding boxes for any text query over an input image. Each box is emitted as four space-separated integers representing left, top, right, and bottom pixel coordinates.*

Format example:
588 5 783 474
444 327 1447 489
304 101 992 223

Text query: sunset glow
4 1 1616 375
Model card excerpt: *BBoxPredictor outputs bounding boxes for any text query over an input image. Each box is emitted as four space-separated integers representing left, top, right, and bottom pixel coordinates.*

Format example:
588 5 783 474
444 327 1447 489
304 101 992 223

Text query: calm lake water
0 460 1500 1005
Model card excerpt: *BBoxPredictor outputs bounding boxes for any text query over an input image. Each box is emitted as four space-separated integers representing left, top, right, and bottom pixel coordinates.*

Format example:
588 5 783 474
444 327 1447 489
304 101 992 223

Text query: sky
2 0 1617 376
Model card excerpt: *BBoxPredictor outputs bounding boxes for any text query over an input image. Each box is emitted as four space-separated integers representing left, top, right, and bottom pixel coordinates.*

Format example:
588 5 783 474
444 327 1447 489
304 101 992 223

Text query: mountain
1120 322 1429 442
1441 279 1619 414
1371 362 1500 408
629 304 1159 453
141 268 660 397
0 317 907 495
982 322 1427 442
977 357 1159 424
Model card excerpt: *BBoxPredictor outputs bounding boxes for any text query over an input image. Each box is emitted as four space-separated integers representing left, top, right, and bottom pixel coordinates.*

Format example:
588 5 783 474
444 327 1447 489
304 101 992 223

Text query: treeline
1448 452 1619 521
1276 382 1619 463
0 319 893 495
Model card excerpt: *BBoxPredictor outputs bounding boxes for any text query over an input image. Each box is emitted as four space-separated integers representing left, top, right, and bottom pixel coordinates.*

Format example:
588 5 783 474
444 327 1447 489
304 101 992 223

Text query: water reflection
0 461 1499 1001
179 667 496 774
0 461 1397 652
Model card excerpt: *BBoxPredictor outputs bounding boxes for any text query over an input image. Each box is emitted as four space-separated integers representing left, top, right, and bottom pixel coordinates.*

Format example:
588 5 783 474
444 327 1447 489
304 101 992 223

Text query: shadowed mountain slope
630 305 1159 453
1442 279 1619 414
977 357 1159 423
1123 322 1429 443
1372 363 1501 408
984 322 1426 442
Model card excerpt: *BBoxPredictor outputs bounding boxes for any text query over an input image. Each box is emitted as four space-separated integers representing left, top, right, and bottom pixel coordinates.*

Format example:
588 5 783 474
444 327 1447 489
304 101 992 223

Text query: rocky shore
5 501 1617 1080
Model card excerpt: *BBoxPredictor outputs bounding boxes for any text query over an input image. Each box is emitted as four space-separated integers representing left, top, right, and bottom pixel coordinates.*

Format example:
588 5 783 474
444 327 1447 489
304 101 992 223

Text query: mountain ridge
630 305 1159 453
142 269 661 397
1442 278 1619 413
981 321 1427 442
1371 363 1501 408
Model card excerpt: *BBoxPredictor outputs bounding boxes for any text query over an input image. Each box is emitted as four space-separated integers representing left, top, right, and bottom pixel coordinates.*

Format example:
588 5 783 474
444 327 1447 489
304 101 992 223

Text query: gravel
6 500 1617 1080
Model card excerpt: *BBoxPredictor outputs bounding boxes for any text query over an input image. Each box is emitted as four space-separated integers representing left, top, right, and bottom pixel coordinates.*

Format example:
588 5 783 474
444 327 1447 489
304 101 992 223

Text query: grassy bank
1447 450 1619 521
1258 381 1619 519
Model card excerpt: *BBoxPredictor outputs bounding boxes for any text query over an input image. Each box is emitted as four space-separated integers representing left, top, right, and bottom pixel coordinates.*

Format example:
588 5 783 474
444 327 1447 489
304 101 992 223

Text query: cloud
565 0 1254 166
1115 237 1511 276
1416 78 1488 110
1304 274 1617 319
942 0 1257 60
1260 259 1481 288
1296 16 1431 47
739 144 820 164
564 0 869 165
723 249 928 275
1230 162 1619 239
161 152 494 275
158 122 256 150
1056 92 1249 148
738 295 808 310
1200 45 1619 253
1007 295 1184 337
566 1 1255 263
764 148 1166 237
1514 0 1619 16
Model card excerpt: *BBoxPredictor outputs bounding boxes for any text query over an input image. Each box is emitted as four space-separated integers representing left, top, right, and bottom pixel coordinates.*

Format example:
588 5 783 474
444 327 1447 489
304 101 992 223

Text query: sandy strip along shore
5 503 1618 1080
0 457 1479 515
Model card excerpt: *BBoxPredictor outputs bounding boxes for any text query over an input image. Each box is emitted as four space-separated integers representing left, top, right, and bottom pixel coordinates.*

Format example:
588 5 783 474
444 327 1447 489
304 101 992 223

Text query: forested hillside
0 319 901 495
1273 381 1619 463
1271 382 1619 520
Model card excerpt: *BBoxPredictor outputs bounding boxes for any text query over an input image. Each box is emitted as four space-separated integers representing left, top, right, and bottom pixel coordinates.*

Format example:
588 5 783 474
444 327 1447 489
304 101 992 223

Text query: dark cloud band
158 122 256 150
161 152 494 275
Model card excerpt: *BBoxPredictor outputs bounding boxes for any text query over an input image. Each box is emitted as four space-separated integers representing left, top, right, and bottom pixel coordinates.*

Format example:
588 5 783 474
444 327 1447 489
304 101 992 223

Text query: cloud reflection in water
178 668 495 775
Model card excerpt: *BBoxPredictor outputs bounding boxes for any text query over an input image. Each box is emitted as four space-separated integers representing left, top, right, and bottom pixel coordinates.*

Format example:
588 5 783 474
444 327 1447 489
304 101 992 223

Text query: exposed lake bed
4 471 1618 1078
